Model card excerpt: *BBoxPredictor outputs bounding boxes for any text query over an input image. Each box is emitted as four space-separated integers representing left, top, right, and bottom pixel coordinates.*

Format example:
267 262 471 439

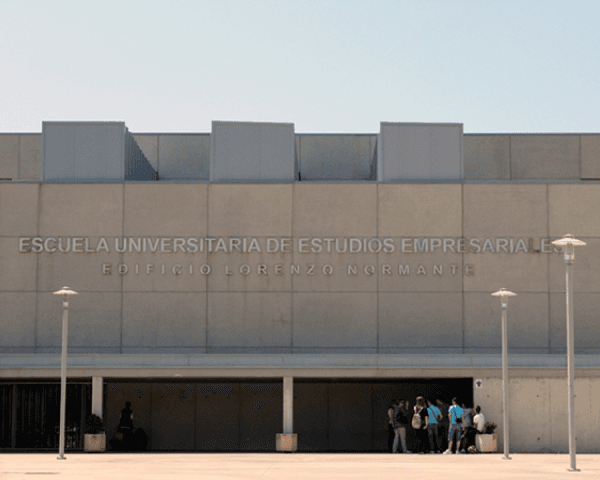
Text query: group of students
387 396 486 454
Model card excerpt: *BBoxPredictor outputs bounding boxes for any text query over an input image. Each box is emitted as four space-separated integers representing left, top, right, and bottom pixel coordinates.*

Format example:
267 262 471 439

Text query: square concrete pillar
276 433 298 452
92 376 103 418
283 376 293 434
277 376 297 452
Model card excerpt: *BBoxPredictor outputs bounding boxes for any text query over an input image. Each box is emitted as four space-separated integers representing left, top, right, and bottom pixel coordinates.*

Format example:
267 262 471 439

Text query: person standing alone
116 401 135 450
118 401 134 432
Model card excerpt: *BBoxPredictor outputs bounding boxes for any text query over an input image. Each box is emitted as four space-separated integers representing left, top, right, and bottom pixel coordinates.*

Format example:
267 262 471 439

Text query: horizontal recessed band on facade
3 353 600 371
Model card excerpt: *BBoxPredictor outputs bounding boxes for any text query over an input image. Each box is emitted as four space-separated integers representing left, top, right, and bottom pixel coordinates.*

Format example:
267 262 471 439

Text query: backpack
411 408 423 429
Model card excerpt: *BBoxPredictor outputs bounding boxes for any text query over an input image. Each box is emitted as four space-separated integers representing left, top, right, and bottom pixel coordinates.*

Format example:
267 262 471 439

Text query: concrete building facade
1 121 599 452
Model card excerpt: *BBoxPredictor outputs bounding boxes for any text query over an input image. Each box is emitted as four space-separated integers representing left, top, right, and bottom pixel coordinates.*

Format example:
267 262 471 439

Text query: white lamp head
53 286 78 305
492 288 516 307
552 234 586 263
551 234 586 247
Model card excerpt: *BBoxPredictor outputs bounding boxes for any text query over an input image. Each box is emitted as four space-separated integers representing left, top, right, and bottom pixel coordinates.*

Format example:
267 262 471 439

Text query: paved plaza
1 453 599 480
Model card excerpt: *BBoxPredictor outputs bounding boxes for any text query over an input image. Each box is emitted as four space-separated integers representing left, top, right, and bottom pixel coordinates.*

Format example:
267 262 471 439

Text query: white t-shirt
474 413 485 432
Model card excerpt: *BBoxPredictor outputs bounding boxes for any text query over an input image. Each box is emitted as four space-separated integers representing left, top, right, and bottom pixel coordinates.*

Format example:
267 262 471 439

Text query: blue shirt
449 405 464 425
427 405 441 424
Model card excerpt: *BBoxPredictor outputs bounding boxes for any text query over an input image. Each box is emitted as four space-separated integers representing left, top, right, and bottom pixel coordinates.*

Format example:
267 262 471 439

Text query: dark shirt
437 402 450 425
397 406 410 426
119 407 133 430
415 406 428 429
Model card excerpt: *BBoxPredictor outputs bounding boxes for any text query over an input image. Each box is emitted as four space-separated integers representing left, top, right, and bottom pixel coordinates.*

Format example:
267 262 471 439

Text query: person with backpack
393 399 410 453
426 399 443 453
444 397 464 454
413 396 429 453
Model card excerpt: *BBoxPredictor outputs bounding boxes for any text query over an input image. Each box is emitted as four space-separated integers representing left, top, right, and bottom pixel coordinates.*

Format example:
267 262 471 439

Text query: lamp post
491 288 516 461
53 286 77 460
552 234 586 472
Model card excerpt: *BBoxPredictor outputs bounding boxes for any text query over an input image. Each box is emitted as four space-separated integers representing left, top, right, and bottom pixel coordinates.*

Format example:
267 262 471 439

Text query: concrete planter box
84 433 106 452
476 434 498 453
276 433 297 452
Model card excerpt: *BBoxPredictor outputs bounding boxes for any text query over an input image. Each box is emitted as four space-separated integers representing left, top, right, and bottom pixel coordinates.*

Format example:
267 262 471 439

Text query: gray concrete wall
378 123 463 181
581 134 600 179
297 135 376 181
158 134 210 180
124 130 157 181
41 123 155 182
3 183 600 355
210 122 296 182
131 134 211 180
4 131 600 182
42 122 127 182
0 134 42 181
464 133 600 181
475 376 600 453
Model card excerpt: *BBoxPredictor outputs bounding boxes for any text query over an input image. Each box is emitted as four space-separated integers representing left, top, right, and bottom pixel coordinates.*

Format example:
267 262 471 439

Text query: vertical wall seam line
461 183 465 353
34 182 42 352
120 183 125 353
290 182 294 351
376 183 380 354
205 184 210 353
547 183 551 354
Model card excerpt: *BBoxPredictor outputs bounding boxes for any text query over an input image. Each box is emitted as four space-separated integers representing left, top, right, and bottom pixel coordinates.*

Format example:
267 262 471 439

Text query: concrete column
276 376 297 451
92 376 103 418
283 376 293 434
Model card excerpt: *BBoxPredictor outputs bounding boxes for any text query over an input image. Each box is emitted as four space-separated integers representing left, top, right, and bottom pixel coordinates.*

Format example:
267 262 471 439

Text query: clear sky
1 0 599 133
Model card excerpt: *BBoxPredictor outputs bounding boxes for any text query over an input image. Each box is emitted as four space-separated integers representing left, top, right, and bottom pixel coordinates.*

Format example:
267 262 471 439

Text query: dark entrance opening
294 378 473 452
105 379 283 452
0 380 92 450
103 377 472 452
